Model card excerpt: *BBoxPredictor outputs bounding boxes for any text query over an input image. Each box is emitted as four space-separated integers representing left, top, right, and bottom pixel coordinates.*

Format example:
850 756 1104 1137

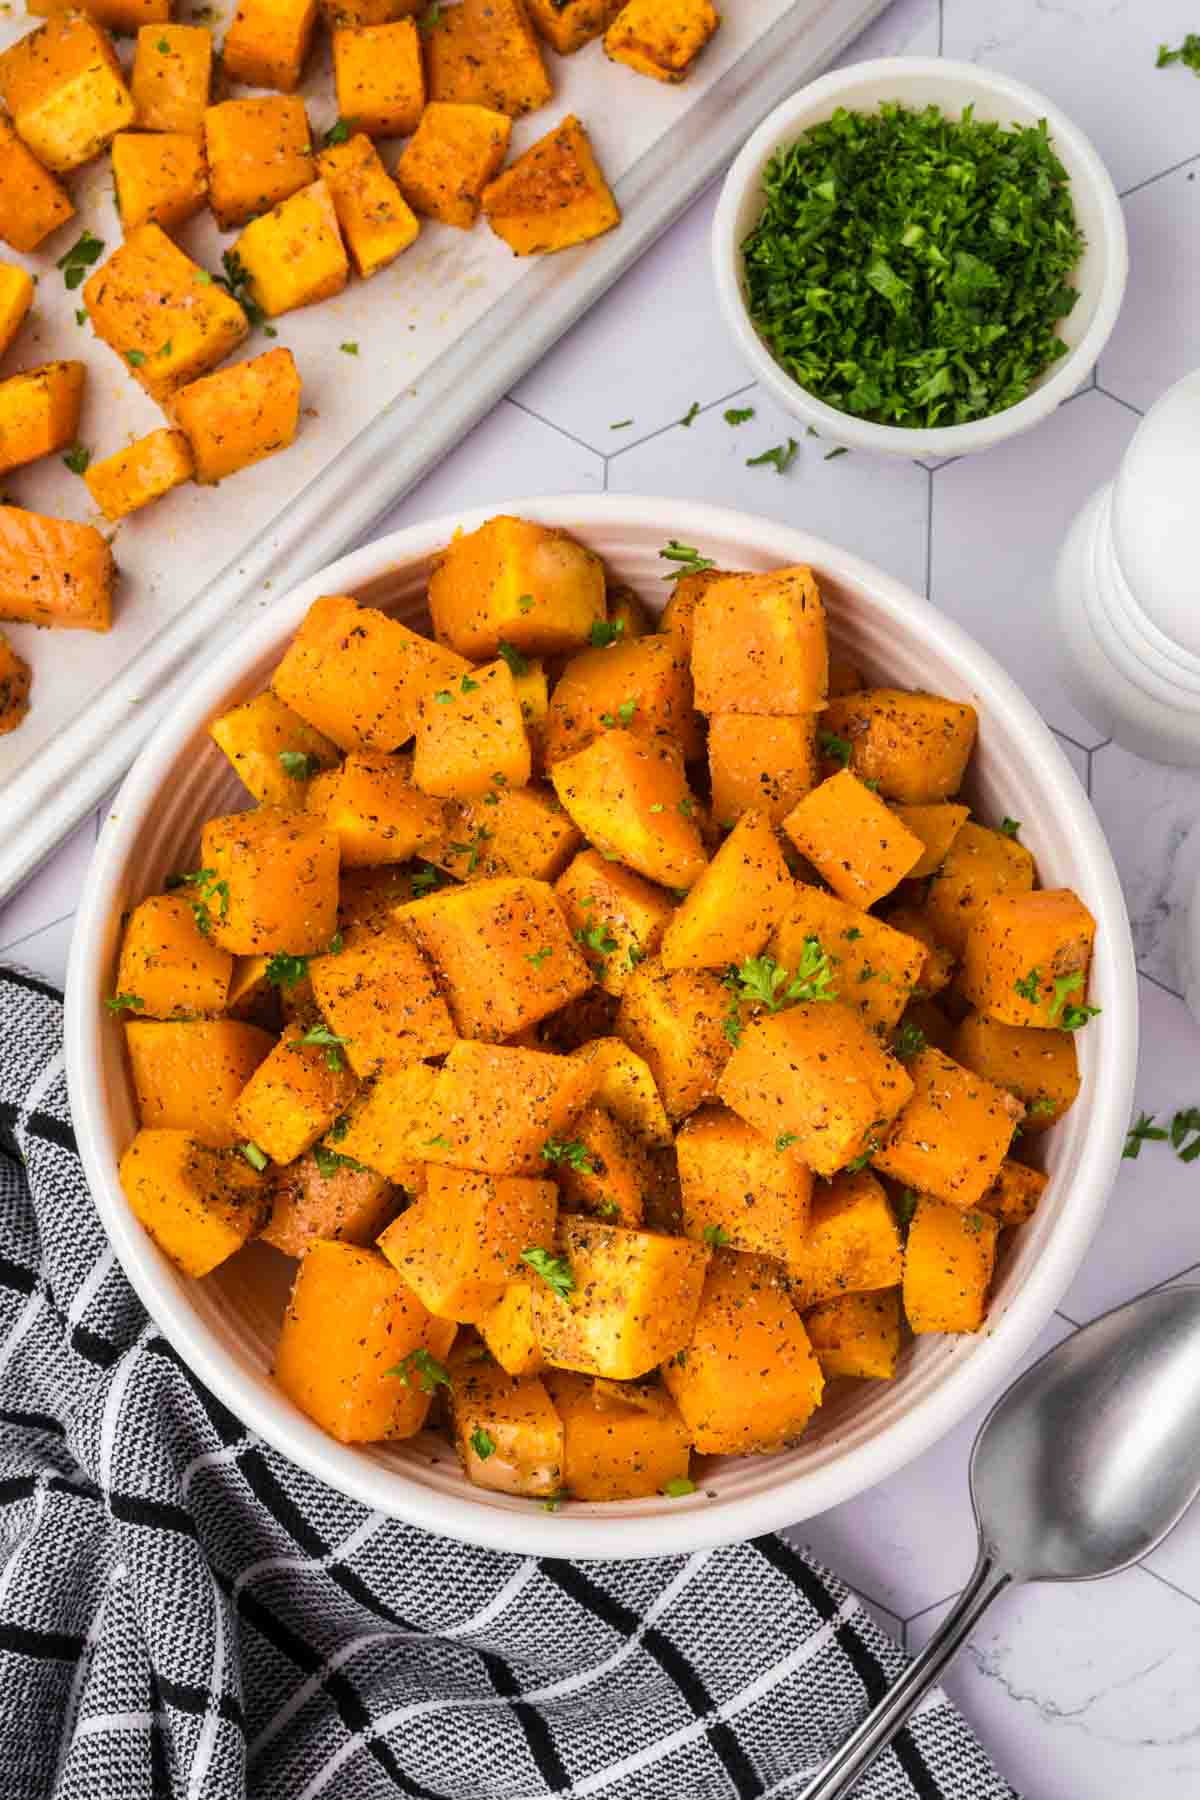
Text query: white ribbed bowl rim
65 494 1138 1560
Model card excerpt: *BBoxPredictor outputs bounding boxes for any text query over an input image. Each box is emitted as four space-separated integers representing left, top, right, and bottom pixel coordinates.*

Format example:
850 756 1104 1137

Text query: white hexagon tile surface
7 2 1200 1794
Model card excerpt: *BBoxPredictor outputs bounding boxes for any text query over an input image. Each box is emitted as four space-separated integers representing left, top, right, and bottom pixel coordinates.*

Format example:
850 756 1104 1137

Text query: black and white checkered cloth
0 965 1014 1800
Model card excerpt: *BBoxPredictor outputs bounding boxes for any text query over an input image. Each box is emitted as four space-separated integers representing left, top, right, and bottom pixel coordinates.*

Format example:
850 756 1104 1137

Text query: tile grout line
503 394 612 464
1119 147 1200 201
903 1585 963 1629
1137 966 1185 1004
606 379 760 462
1095 385 1144 420
923 464 934 600
0 909 75 959
1137 1563 1200 1614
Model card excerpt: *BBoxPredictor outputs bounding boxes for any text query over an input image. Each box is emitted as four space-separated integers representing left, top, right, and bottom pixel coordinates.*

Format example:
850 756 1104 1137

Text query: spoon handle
795 1551 1012 1800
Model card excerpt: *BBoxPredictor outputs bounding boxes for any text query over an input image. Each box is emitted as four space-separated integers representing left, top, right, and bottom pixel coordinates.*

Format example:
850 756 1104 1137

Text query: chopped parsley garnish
659 540 715 580
57 230 104 291
575 917 617 973
496 640 529 676
541 1488 568 1512
103 991 144 1013
741 104 1085 429
590 618 626 648
447 826 491 873
75 308 87 326
724 406 755 425
526 946 552 969
166 867 229 937
433 689 453 705
776 1133 799 1151
726 940 837 1011
389 1347 451 1392
722 992 744 1047
1046 970 1101 1031
679 400 701 427
824 446 849 460
844 1135 880 1174
312 1143 365 1178
425 1134 450 1149
470 1426 496 1460
998 817 1022 839
663 1476 696 1497
610 418 633 429
241 1141 269 1172
1014 966 1043 1004
1158 35 1200 72
818 730 853 768
702 1224 730 1247
340 341 359 356
746 437 798 475
1124 1112 1168 1160
278 748 322 780
323 116 351 145
410 861 445 895
125 349 146 367
418 0 443 30
1028 1097 1055 1118
894 1188 919 1230
617 698 637 724
460 673 479 693
62 444 90 475
266 952 309 989
517 594 534 612
216 249 268 330
541 1137 594 1174
1172 1109 1200 1163
291 1022 350 1071
892 1021 926 1061
328 931 344 955
521 1246 575 1298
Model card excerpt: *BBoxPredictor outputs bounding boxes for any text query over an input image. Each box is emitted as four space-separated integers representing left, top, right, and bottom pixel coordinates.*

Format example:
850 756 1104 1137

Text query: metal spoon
798 1285 1200 1799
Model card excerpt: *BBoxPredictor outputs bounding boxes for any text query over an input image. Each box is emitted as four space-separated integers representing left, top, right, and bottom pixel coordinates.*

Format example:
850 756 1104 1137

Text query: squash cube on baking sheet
478 1280 543 1376
0 632 31 735
307 752 444 865
234 180 349 318
230 1029 358 1165
0 115 72 252
526 0 621 54
0 507 114 630
412 659 532 800
0 263 33 359
421 1040 594 1176
660 808 793 972
550 731 707 890
783 769 925 909
662 1249 823 1455
676 1104 812 1262
275 1240 456 1441
310 922 456 1076
125 1017 274 1145
112 130 206 234
555 848 673 997
425 0 550 115
332 1061 438 1181
951 1011 1080 1129
691 567 827 716
804 1288 901 1381
557 1102 652 1228
546 1369 690 1501
822 690 978 804
28 0 168 28
483 114 619 255
0 17 134 173
0 361 83 475
429 515 605 660
708 713 817 828
531 1218 709 1380
871 1046 1023 1209
604 0 720 82
903 1196 998 1335
449 1353 564 1497
174 346 302 485
891 802 969 879
318 133 418 278
921 820 1035 958
395 101 510 231
719 1001 913 1179
786 1169 902 1310
116 892 232 1019
85 427 194 522
131 25 212 135
262 1148 399 1257
977 1157 1047 1226
438 784 579 885
118 1129 265 1279
203 95 314 230
615 959 730 1120
544 635 702 768
224 0 320 93
200 803 340 956
962 888 1098 1029
772 884 925 1033
209 690 338 808
273 593 471 754
332 18 424 137
378 1164 556 1322
403 874 591 1041
83 224 249 404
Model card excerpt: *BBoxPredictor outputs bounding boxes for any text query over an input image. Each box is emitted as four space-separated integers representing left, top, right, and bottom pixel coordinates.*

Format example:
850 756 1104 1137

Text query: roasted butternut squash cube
203 95 313 230
978 1157 1047 1226
827 656 865 697
275 1239 456 1441
897 994 956 1058
478 1279 543 1375
273 592 471 753
803 1287 901 1381
174 346 301 484
783 769 924 909
691 567 827 717
125 1017 275 1144
116 893 232 1019
425 0 550 114
209 689 338 808
0 506 113 630
378 1165 556 1322
0 17 133 173
412 659 532 800
962 888 1098 1030
483 114 619 255
544 635 701 767
772 885 925 1033
555 848 673 997
891 802 969 879
546 1369 691 1500
951 1011 1080 1129
615 959 730 1120
438 784 579 884
0 630 30 734
333 1062 438 1180
903 1197 998 1334
531 1218 708 1380
118 1129 266 1279
659 809 793 972
131 24 211 134
395 100 511 230
708 713 817 829
0 114 72 251
230 1027 358 1164
822 690 978 804
310 922 456 1077
0 262 33 358
719 1002 914 1179
262 1148 400 1255
604 0 719 81
200 804 340 956
879 903 954 999
0 360 82 475
571 1036 672 1147
550 731 707 891
558 1102 651 1227
27 0 170 33
786 1170 903 1309
403 875 591 1041
112 130 206 234
320 0 420 23
449 1352 563 1497
336 866 420 936
84 427 193 521
605 585 650 640
429 516 605 660
922 821 1036 958
871 1046 1022 1209
306 752 442 864
332 18 423 137
658 566 724 655
83 224 249 404
224 0 319 93
663 1249 823 1454
676 1104 812 1262
233 179 348 319
527 0 620 53
422 1040 594 1175
318 132 418 277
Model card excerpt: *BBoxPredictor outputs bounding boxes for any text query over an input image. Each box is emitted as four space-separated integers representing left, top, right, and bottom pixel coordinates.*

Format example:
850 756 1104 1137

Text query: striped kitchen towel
0 965 1014 1800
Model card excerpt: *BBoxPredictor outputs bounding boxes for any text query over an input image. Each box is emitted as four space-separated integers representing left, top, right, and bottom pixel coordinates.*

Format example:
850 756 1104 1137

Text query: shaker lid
1111 369 1200 659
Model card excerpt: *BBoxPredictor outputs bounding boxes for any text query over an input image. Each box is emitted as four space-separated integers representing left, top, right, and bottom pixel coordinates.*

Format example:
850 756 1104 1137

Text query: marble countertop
6 0 1200 1791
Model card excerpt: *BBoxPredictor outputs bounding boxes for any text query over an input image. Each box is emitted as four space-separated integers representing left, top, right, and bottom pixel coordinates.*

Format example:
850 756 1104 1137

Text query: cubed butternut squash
428 516 606 660
112 130 206 234
412 659 532 800
232 180 348 319
425 0 551 115
116 893 233 1019
482 114 619 255
0 505 114 630
951 1011 1080 1129
614 959 731 1119
555 848 673 996
803 1287 901 1381
977 1158 1048 1226
332 1062 438 1180
659 809 793 972
604 0 720 82
449 1353 563 1497
821 690 978 804
199 804 340 956
546 1370 691 1500
202 94 314 230
478 1279 544 1376
0 17 134 173
0 629 31 733
771 885 925 1032
531 1217 708 1380
306 752 443 865
0 262 34 358
962 889 1098 1030
922 821 1035 958
118 1129 266 1279
550 730 707 890
395 100 510 230
557 1102 651 1227
309 921 456 1076
332 18 424 137
377 1165 556 1322
438 784 579 884
230 1026 358 1164
131 25 212 135
691 567 827 717
903 1197 998 1334
570 1036 672 1148
676 1104 813 1262
526 0 621 54
544 635 701 767
336 866 420 936
84 427 194 521
0 360 82 474
891 802 970 879
209 689 339 807
708 713 818 829
422 1040 595 1176
125 1017 275 1144
879 903 955 999
0 114 73 252
871 1046 1023 1209
224 0 320 93
174 346 301 486
318 132 419 277
262 1148 400 1256
783 769 925 909
320 0 419 24
786 1170 903 1309
658 565 724 656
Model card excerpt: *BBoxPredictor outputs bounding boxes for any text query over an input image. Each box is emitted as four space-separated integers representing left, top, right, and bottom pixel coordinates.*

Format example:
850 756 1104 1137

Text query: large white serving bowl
66 495 1137 1560
712 58 1128 458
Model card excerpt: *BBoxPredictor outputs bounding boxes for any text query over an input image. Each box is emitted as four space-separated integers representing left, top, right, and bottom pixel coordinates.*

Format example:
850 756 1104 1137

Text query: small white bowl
66 495 1137 1560
712 58 1128 458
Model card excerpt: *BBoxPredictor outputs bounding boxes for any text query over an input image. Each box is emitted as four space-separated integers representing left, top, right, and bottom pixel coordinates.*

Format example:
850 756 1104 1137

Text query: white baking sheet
0 0 891 898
